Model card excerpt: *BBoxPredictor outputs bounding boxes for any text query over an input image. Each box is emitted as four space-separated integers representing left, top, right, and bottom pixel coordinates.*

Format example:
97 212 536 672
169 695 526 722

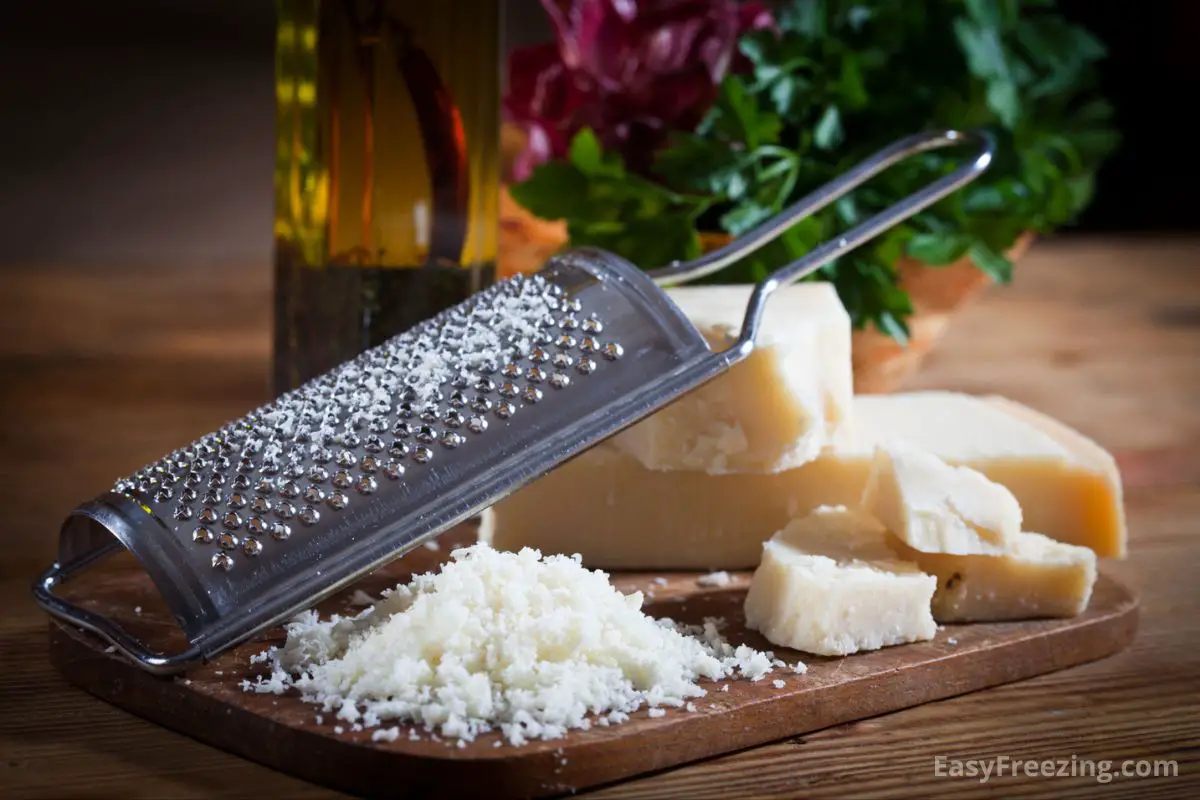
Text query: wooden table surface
1 237 1197 798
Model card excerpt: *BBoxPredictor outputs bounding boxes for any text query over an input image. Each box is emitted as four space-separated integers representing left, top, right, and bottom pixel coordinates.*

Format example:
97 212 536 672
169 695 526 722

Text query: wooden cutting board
47 527 1138 799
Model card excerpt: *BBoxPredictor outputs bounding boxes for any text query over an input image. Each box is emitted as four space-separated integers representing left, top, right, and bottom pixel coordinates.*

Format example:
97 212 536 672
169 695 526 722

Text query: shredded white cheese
245 544 783 745
696 571 733 588
372 727 401 743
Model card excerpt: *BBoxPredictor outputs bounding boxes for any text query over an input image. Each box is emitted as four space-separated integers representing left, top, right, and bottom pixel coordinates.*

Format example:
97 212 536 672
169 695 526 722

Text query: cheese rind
609 283 852 474
861 445 1021 555
743 507 937 656
889 532 1097 622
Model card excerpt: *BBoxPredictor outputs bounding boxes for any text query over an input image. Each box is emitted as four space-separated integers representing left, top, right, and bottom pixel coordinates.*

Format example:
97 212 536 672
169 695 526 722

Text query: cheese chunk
483 393 1126 568
743 507 936 656
609 283 852 474
861 445 1021 555
890 532 1097 622
850 392 1126 558
480 444 861 570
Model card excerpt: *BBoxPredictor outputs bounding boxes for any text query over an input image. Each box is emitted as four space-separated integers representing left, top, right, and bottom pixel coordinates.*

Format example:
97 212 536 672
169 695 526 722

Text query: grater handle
736 129 994 349
648 129 994 291
36 557 203 674
35 497 207 673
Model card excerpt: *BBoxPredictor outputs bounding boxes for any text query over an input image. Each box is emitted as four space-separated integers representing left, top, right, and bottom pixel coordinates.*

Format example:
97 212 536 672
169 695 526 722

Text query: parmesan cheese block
743 507 937 656
483 393 1126 568
480 443 863 570
861 445 1021 555
609 283 852 474
850 392 1126 558
889 532 1097 622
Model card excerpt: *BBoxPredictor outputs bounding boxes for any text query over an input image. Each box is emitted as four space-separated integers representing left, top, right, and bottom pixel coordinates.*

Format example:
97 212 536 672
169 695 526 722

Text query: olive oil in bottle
273 0 500 392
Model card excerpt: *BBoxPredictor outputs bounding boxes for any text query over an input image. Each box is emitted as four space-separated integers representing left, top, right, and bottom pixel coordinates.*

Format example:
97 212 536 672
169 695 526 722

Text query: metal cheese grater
34 129 993 674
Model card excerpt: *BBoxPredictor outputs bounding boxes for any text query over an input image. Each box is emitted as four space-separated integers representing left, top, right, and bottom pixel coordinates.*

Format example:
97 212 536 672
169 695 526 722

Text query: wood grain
44 532 1137 799
2 237 1199 798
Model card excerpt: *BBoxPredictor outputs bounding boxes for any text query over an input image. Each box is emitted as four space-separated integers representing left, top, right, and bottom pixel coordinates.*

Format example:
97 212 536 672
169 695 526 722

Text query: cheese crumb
422 540 441 552
347 590 378 607
134 606 142 615
372 727 401 743
249 647 275 665
772 679 785 689
696 571 733 588
647 708 666 718
246 544 781 746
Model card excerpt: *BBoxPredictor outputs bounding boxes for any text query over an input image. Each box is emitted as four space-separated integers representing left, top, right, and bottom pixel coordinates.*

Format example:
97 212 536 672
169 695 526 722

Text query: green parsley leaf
813 105 844 150
508 0 1117 343
968 241 1014 283
907 233 974 265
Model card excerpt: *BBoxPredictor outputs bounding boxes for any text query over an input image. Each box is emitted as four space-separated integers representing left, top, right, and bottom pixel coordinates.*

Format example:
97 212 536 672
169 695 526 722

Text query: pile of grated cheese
244 543 798 746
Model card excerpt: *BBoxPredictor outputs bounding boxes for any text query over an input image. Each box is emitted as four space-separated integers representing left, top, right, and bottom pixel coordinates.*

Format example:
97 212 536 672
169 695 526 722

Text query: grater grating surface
35 129 995 673
39 250 725 671
118 267 617 574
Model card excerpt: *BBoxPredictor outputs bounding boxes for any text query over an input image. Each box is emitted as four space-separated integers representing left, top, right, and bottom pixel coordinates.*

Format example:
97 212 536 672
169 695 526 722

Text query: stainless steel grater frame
34 129 994 674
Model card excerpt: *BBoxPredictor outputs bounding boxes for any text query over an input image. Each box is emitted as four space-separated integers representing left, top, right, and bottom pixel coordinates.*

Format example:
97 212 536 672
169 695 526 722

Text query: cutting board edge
47 570 1139 799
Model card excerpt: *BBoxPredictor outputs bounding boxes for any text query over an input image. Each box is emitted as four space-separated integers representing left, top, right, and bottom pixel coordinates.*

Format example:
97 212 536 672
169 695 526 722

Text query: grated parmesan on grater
244 544 783 746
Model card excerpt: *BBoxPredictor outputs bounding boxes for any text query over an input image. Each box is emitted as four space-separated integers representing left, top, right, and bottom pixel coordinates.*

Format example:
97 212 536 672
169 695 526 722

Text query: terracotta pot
498 180 1033 394
851 232 1034 394
498 186 568 280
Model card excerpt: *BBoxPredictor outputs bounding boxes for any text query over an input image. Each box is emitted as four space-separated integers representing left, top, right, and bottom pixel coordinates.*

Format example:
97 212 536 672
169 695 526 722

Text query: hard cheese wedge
743 507 937 656
889 532 1098 623
482 393 1126 568
479 444 861 570
851 392 1126 558
608 283 852 474
861 445 1021 555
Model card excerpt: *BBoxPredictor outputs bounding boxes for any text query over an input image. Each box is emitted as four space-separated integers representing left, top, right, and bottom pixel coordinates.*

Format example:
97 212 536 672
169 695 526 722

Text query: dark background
0 0 1194 271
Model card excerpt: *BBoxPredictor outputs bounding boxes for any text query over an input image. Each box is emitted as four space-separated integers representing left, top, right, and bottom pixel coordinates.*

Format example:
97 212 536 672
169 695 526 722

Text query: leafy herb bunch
506 0 1119 341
